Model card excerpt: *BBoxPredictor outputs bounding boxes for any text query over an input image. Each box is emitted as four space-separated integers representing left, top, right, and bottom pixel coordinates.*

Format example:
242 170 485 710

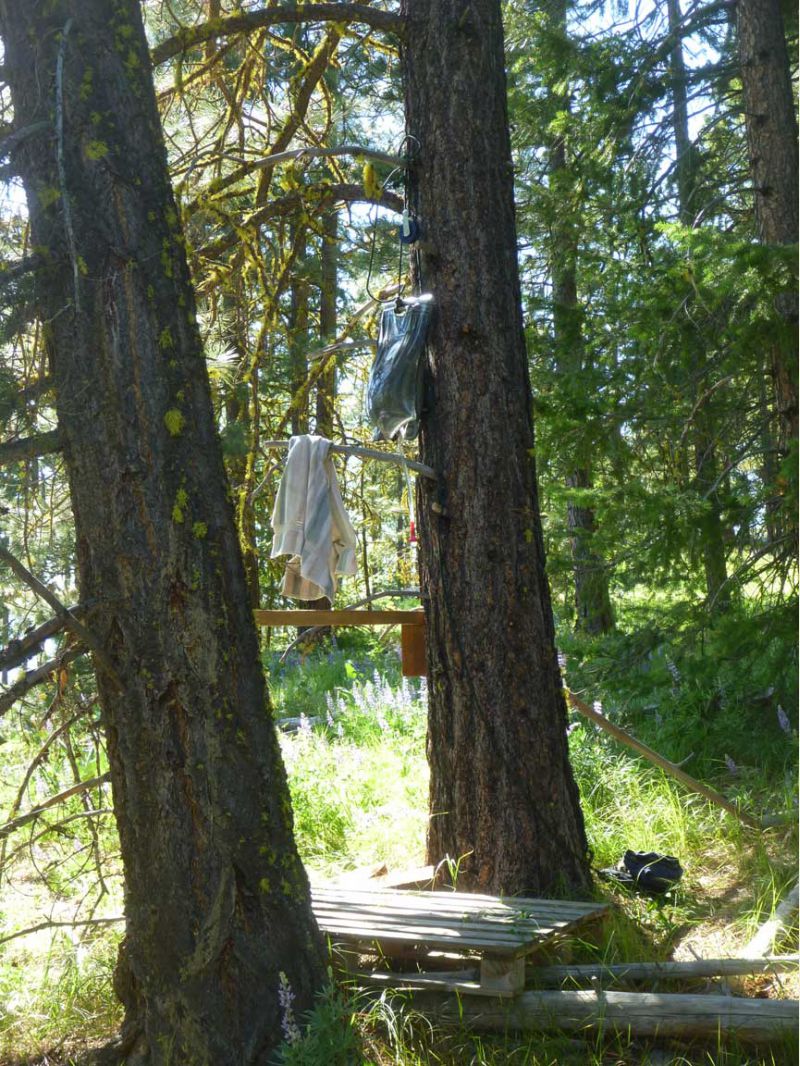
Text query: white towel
270 435 358 602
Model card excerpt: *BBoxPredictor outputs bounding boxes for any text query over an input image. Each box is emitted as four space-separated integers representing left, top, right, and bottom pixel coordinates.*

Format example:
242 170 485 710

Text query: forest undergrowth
0 598 797 1066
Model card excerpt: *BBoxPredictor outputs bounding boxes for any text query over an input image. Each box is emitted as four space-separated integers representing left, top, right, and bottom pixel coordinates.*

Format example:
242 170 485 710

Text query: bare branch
151 4 405 67
194 183 403 262
0 119 49 161
237 145 402 172
0 254 42 292
0 773 112 838
0 609 77 673
0 545 121 688
0 429 62 467
0 914 123 947
261 440 436 480
0 643 86 718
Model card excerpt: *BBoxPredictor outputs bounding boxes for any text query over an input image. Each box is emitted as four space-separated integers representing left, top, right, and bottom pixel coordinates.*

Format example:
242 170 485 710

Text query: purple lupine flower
665 657 681 687
278 972 301 1046
724 753 738 775
298 713 312 737
557 650 567 671
777 706 791 735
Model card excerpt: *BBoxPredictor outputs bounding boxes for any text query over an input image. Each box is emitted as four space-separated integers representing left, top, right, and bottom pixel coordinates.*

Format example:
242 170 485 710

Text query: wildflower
592 700 604 716
566 722 580 737
665 657 681 687
326 708 335 729
337 721 343 738
777 705 791 735
724 753 738 776
278 972 301 1046
298 713 311 737
557 650 567 671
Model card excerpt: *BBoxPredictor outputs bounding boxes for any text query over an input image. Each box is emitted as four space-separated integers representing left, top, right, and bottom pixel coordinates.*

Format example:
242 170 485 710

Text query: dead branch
0 914 123 947
0 545 121 688
0 773 112 838
151 5 405 67
0 254 43 294
236 144 401 171
0 429 62 467
0 605 85 672
2 807 112 871
194 183 403 262
261 440 436 479
740 881 800 960
567 691 761 829
0 643 86 717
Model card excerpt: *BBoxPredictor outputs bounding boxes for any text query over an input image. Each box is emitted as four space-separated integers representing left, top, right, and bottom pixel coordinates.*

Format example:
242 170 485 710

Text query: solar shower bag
366 294 432 441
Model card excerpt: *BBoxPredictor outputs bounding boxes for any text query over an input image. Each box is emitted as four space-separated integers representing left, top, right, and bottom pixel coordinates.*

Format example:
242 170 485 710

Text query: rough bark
737 0 798 458
0 3 323 1063
403 0 590 896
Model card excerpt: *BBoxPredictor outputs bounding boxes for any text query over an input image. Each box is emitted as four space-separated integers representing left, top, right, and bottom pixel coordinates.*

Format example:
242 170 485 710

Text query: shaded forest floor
0 605 797 1065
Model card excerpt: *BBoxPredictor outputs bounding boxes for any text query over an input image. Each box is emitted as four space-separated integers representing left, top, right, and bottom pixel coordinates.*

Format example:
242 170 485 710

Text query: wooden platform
311 885 608 997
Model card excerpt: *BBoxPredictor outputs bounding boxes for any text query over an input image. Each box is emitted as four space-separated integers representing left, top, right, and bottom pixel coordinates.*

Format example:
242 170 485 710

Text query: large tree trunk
0 3 323 1063
403 0 590 896
737 0 798 476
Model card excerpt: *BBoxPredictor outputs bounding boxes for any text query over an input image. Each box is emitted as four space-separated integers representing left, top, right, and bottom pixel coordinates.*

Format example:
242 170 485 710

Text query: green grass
0 620 796 1065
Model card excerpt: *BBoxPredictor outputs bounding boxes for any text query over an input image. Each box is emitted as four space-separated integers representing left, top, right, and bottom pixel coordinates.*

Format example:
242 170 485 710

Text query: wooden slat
313 906 546 938
358 969 522 998
311 907 567 941
311 889 604 924
313 912 560 946
311 886 608 962
316 920 528 956
312 885 604 916
312 897 594 925
254 609 424 627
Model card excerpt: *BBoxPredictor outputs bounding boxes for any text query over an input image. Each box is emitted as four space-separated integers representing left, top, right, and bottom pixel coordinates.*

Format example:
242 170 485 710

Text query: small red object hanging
409 519 417 545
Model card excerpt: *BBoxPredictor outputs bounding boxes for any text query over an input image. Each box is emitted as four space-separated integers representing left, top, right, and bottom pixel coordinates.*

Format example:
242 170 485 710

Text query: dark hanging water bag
366 294 433 442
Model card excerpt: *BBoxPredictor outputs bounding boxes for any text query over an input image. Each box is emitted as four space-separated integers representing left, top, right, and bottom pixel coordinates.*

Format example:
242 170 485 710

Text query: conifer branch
151 5 405 67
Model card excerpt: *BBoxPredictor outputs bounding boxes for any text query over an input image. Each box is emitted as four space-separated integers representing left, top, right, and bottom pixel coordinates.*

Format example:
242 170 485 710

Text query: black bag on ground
599 850 683 894
366 295 432 442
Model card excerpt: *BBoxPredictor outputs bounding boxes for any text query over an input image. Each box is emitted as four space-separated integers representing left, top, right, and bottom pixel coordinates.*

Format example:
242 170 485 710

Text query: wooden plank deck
311 886 608 996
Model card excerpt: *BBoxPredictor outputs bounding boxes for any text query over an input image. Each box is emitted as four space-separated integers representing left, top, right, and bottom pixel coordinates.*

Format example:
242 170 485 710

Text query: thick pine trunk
403 0 590 896
0 3 323 1062
737 0 798 471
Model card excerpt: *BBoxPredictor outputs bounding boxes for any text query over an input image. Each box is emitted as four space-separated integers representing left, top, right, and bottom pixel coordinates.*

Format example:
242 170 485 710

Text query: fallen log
528 955 799 986
417 988 798 1043
740 881 799 962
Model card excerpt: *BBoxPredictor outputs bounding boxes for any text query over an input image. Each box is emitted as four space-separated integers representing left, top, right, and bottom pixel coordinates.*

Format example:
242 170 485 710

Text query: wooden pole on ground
527 955 799 986
740 881 799 961
417 988 798 1043
567 691 761 829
